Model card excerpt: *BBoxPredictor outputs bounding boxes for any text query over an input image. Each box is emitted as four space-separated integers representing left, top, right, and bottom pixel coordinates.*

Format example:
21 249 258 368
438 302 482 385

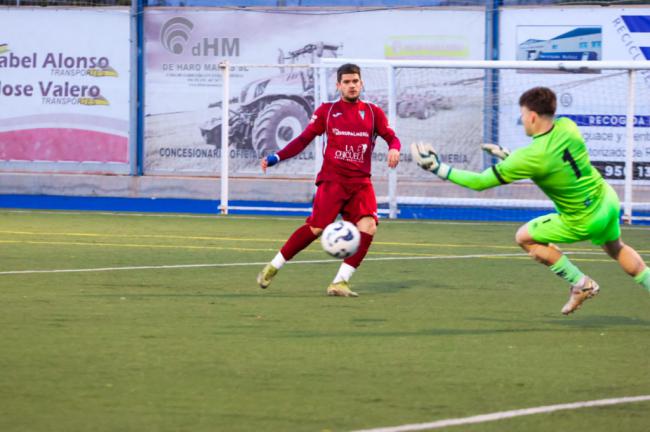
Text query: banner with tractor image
143 9 486 177
0 8 131 172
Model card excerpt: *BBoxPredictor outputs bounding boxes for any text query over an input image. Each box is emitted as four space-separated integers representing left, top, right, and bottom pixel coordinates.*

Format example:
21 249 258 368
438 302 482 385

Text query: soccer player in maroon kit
256 63 401 297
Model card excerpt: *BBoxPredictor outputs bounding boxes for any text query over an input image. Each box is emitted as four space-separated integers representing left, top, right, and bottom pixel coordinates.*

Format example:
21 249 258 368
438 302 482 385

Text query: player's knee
357 217 376 235
363 224 377 236
515 225 530 247
309 225 323 236
515 234 525 248
602 239 623 259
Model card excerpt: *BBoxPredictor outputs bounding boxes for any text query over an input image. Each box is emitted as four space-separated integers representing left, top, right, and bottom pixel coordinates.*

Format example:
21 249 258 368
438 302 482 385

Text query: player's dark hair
519 87 556 116
337 63 361 82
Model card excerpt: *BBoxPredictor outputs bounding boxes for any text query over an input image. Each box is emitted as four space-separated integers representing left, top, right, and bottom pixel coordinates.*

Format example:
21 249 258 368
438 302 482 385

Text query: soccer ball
321 220 361 259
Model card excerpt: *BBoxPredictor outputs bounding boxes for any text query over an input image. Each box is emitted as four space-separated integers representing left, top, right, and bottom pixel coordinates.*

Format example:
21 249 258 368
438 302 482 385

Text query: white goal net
217 59 650 223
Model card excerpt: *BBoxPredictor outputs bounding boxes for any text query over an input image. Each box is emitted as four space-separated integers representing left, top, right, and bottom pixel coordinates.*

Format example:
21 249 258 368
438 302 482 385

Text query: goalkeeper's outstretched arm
447 167 503 191
410 142 505 191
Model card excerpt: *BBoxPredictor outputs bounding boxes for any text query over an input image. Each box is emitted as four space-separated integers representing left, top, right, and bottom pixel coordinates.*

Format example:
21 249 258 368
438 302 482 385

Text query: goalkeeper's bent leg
634 269 650 293
549 255 586 286
603 238 650 292
516 224 586 286
516 224 563 266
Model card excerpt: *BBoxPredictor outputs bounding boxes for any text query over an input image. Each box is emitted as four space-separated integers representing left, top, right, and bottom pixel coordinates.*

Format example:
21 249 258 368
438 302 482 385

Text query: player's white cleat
561 277 600 315
256 263 278 289
327 281 358 297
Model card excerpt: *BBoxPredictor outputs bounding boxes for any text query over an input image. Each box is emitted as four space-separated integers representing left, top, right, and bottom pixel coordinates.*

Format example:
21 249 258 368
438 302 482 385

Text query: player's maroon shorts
306 181 378 229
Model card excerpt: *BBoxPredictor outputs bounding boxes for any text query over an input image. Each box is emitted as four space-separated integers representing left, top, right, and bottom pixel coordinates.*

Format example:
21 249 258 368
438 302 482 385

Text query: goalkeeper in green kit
412 87 650 315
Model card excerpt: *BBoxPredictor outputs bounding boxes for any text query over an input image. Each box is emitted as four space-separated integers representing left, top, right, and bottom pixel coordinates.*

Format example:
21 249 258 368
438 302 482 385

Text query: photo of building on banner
499 8 650 183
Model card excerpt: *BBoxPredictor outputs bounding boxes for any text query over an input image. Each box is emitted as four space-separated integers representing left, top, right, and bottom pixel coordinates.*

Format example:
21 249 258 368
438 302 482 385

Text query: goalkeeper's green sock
549 255 585 286
634 268 650 293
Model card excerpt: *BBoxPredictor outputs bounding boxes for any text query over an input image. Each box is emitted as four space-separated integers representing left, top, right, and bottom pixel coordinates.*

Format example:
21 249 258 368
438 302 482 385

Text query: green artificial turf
0 210 648 431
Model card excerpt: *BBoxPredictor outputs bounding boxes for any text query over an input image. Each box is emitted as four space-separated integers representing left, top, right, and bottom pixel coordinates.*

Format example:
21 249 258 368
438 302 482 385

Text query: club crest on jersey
359 110 365 120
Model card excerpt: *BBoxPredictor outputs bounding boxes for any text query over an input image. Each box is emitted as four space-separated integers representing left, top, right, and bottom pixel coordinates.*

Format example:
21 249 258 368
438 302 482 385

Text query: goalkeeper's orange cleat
326 281 358 297
561 277 600 315
256 263 278 289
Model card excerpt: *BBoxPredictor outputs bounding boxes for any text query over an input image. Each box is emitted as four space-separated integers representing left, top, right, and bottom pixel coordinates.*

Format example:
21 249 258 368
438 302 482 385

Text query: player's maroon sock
280 224 319 261
344 232 373 268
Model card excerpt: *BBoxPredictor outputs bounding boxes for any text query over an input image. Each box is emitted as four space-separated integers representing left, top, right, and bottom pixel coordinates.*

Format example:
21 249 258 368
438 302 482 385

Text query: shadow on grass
281 327 550 338
362 280 455 294
276 315 650 338
78 292 319 299
543 315 650 328
467 315 650 329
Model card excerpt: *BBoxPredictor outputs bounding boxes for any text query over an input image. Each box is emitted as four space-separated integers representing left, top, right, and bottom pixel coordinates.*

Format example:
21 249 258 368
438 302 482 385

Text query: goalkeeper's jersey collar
533 124 554 139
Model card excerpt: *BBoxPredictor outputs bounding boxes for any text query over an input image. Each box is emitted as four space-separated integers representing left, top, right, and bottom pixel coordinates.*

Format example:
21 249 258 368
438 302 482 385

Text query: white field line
352 395 650 432
0 252 529 275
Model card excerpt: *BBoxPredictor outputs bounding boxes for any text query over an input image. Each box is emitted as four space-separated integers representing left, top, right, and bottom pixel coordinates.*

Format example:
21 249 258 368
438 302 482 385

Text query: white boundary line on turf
0 253 528 275
351 395 650 432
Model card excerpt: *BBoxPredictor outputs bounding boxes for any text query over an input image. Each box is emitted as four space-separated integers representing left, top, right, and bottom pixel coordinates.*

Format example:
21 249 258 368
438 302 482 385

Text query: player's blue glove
265 154 280 167
481 143 511 160
410 142 451 179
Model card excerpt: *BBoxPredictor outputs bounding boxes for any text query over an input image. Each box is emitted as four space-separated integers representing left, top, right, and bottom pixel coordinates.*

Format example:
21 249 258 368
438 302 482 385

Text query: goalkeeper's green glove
481 143 511 160
410 142 451 180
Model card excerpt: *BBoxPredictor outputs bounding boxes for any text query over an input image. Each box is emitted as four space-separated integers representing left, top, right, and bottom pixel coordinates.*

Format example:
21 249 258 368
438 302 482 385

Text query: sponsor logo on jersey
334 143 368 163
331 128 369 138
309 114 318 124
332 112 342 117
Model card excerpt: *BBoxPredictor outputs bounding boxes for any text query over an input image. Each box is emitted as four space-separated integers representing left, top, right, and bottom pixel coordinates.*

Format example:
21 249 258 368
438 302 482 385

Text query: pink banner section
0 128 128 163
